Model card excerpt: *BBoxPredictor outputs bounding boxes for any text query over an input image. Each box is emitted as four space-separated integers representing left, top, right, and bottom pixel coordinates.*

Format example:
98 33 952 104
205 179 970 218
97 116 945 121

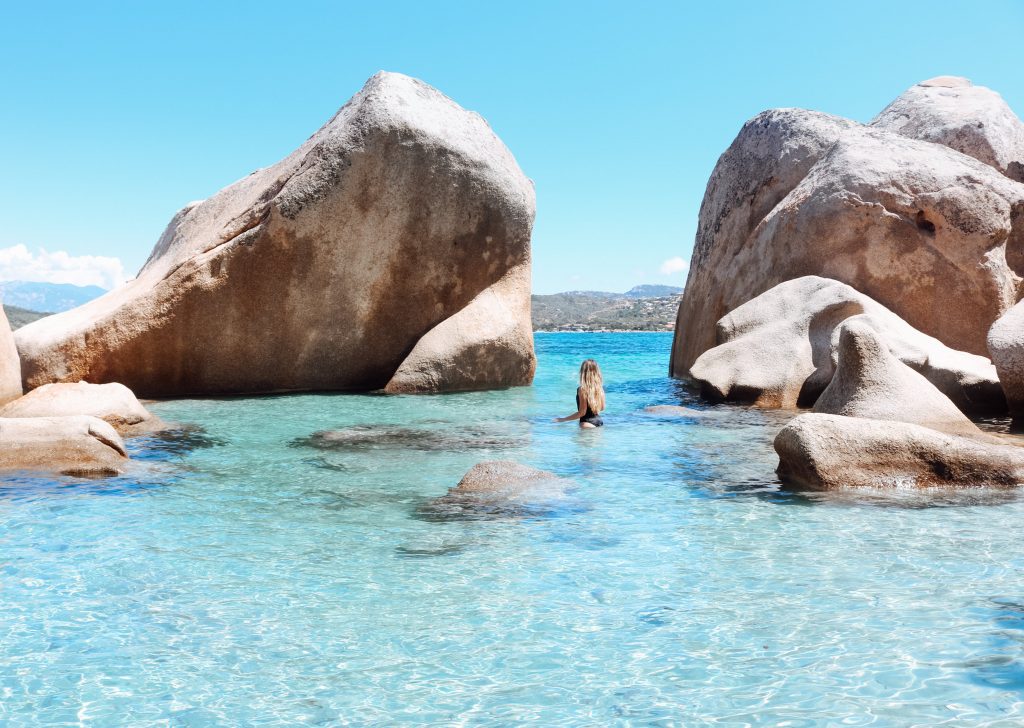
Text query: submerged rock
775 413 1024 490
688 277 1002 412
15 72 536 397
988 300 1024 418
671 82 1024 375
428 461 574 515
294 423 526 452
812 319 984 437
0 415 128 476
0 381 163 435
872 76 1024 182
0 307 20 406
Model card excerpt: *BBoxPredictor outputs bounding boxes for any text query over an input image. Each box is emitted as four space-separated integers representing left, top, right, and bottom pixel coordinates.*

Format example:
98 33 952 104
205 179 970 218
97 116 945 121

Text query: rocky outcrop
688 276 1002 412
0 416 128 476
0 381 160 435
872 76 1024 183
775 413 1024 490
0 307 20 406
671 82 1024 375
988 299 1024 417
812 319 983 437
15 72 536 397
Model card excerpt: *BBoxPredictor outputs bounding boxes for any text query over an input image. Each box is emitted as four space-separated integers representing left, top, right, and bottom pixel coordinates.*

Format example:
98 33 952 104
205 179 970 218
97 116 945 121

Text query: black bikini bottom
581 416 604 427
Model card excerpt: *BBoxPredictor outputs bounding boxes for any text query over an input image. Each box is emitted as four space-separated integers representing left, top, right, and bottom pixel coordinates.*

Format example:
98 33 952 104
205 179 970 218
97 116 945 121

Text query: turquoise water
4 332 1024 726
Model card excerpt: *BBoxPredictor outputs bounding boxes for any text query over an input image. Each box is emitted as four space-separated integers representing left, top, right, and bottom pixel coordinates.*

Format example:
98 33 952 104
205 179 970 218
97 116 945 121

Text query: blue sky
2 1 1022 294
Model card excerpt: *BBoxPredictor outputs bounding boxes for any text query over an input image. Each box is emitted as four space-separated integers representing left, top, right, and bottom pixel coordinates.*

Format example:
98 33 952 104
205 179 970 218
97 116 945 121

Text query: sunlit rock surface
16 72 536 397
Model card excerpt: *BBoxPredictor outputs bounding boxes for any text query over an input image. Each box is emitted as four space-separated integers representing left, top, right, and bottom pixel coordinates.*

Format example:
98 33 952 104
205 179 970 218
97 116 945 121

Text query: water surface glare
3 333 1024 726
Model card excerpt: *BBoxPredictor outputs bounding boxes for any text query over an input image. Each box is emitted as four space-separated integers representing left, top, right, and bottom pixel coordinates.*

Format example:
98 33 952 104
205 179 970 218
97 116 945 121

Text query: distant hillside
3 304 51 330
0 280 106 313
623 284 682 298
532 286 682 331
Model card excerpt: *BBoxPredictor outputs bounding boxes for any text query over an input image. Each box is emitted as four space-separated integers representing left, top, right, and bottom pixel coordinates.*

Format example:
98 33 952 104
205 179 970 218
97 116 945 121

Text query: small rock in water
423 460 576 519
0 415 128 477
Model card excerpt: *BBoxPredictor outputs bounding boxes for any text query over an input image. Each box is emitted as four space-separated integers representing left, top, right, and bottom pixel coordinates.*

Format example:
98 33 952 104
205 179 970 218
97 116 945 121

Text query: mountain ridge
0 280 107 313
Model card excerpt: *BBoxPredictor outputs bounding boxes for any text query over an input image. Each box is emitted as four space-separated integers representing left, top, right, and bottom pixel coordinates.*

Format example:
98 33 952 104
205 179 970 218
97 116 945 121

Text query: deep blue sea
4 332 1024 726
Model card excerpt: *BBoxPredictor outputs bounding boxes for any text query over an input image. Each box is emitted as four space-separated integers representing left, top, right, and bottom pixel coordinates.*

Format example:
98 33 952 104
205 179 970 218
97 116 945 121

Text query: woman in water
554 359 606 428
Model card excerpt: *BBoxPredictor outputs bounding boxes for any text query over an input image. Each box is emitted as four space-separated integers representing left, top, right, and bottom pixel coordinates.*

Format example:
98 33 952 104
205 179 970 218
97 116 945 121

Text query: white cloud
0 245 127 290
659 256 689 276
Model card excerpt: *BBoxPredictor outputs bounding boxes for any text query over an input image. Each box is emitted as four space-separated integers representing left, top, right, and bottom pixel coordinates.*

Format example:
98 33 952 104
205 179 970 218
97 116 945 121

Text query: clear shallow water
3 333 1024 726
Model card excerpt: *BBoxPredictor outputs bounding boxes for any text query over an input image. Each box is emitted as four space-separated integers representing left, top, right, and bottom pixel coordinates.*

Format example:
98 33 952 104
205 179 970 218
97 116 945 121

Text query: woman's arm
553 391 588 423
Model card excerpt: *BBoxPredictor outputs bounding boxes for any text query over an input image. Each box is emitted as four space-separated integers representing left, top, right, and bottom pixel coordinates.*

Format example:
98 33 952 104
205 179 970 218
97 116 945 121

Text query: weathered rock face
0 307 20 406
988 299 1024 416
775 413 1024 490
872 76 1024 183
671 86 1024 375
0 416 128 476
15 72 536 397
689 276 1002 412
812 319 983 437
0 381 159 435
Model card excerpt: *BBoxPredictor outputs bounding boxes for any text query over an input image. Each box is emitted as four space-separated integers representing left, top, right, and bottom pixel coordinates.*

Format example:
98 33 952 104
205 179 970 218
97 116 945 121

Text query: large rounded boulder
689 276 1002 412
671 80 1024 375
15 72 536 397
872 76 1024 183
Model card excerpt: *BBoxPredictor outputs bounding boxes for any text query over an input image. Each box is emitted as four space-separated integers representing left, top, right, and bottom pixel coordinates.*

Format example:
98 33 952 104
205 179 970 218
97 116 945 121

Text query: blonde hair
579 359 605 413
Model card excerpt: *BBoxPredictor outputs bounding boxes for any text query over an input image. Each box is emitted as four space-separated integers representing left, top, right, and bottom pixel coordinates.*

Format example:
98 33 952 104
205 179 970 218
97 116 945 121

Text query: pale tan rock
437 461 572 504
384 267 534 393
689 277 1002 412
671 98 1024 375
670 108 856 375
0 307 20 406
15 72 536 396
988 299 1024 416
0 415 128 476
813 318 983 438
0 381 161 435
774 413 1024 490
873 77 1024 182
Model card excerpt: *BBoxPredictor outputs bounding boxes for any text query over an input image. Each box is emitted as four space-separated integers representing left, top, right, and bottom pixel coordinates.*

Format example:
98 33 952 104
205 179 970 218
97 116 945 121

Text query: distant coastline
531 285 681 333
